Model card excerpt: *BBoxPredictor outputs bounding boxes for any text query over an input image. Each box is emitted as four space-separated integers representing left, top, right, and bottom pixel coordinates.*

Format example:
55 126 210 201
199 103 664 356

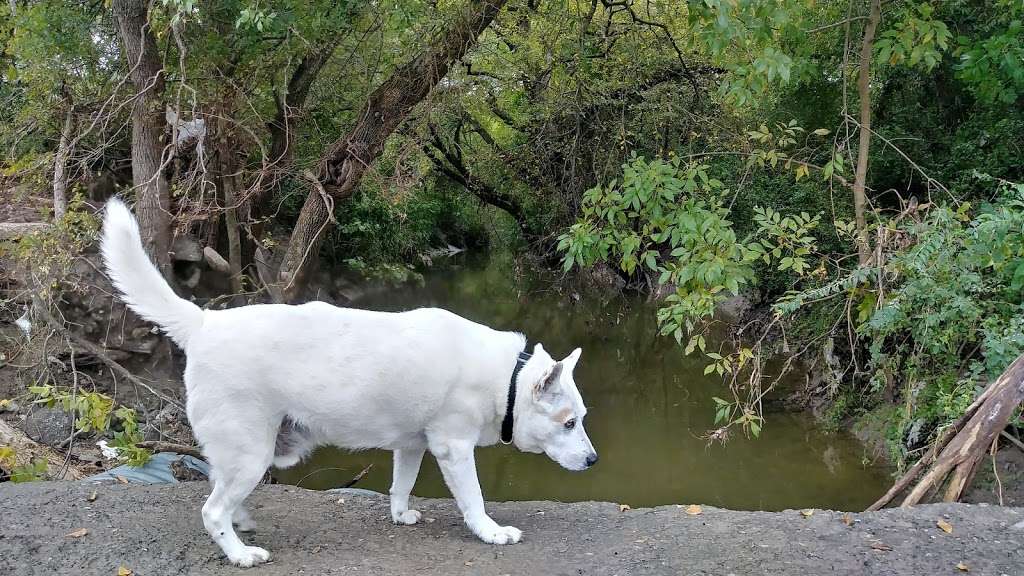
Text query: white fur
100 199 597 568
101 200 203 348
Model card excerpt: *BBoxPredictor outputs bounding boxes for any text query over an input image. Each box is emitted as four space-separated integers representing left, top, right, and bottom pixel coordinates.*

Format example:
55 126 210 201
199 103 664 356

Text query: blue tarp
87 452 210 484
86 452 384 496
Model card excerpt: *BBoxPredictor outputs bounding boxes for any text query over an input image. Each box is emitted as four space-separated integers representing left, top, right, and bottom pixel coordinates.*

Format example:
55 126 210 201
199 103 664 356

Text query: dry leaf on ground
65 528 88 538
869 541 892 552
956 562 969 572
618 504 631 512
937 518 953 534
117 567 132 576
800 509 815 518
842 513 853 526
684 504 703 516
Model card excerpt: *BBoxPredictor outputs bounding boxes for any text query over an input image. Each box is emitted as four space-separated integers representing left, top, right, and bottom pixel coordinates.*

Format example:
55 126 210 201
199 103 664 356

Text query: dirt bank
1 482 1022 575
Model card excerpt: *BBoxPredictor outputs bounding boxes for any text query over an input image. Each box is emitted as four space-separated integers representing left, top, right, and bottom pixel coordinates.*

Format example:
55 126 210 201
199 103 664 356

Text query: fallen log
867 352 1024 510
0 222 50 241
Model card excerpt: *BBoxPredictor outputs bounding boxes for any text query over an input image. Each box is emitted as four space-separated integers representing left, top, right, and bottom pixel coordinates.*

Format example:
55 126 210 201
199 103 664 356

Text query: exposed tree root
867 353 1024 510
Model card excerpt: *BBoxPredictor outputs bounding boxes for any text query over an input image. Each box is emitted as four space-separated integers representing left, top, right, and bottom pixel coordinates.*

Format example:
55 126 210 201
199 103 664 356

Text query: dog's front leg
430 439 521 545
390 447 425 525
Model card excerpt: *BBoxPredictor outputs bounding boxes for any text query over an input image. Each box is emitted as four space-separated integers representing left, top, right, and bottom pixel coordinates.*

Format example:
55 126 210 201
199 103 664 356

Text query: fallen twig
135 441 204 460
342 463 373 488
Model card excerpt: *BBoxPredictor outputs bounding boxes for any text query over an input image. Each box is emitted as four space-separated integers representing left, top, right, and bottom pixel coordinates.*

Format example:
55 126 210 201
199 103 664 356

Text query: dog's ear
563 348 582 372
534 361 563 399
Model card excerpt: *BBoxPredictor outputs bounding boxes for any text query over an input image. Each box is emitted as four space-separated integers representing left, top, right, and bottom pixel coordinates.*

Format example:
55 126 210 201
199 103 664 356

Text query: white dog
100 200 597 567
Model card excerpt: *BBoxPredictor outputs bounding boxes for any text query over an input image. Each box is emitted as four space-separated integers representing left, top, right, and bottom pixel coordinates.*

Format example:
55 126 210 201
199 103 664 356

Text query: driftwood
203 246 232 274
867 352 1024 510
0 222 50 240
0 419 88 480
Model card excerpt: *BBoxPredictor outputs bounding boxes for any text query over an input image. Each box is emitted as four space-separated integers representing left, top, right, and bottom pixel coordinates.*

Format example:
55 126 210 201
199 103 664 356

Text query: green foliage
559 155 824 438
10 458 48 483
0 445 15 469
955 19 1024 103
323 181 491 276
0 194 100 299
875 3 951 71
29 384 149 467
561 155 820 338
1 440 48 483
775 176 1024 465
685 0 804 106
558 155 753 326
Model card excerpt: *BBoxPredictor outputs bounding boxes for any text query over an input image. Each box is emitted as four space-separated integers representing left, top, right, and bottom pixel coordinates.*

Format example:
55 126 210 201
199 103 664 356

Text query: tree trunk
866 352 1024 510
251 44 337 220
112 0 172 278
52 101 75 221
212 109 244 294
852 0 881 265
275 0 509 302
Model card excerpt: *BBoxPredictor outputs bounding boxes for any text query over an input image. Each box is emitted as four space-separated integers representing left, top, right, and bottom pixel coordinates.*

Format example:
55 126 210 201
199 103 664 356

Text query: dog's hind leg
207 476 257 532
200 428 275 567
390 447 425 525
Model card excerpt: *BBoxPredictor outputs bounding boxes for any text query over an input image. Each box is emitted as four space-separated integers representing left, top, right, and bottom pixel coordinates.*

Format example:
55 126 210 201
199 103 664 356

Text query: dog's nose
585 452 598 467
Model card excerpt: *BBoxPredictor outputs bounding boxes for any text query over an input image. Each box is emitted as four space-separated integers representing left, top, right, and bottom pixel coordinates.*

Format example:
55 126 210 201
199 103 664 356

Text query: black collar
501 349 532 444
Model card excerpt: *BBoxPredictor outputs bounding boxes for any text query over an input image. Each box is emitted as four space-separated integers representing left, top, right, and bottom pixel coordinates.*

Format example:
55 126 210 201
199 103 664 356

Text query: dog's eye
564 418 576 430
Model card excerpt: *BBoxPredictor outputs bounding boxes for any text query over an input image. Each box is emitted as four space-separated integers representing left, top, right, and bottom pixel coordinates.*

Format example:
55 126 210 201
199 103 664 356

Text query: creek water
275 255 891 511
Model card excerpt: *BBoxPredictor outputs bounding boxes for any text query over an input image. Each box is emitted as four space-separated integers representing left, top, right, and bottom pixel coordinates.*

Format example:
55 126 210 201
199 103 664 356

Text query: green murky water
275 255 891 511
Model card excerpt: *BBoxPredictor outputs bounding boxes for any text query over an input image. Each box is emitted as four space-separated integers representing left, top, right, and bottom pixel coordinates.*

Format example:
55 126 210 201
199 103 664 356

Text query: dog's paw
392 509 422 525
227 545 271 568
479 525 522 545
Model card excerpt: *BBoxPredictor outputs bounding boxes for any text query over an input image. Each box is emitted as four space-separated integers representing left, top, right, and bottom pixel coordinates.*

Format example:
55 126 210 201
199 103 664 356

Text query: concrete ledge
0 481 1022 575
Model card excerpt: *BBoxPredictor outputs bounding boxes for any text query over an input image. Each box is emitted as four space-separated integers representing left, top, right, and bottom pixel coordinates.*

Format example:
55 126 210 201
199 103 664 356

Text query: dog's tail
101 199 203 349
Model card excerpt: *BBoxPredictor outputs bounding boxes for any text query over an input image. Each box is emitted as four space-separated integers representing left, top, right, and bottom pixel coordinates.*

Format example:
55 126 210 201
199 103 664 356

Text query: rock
203 246 231 274
582 263 626 292
23 406 75 446
332 276 365 303
169 235 202 262
715 291 759 322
